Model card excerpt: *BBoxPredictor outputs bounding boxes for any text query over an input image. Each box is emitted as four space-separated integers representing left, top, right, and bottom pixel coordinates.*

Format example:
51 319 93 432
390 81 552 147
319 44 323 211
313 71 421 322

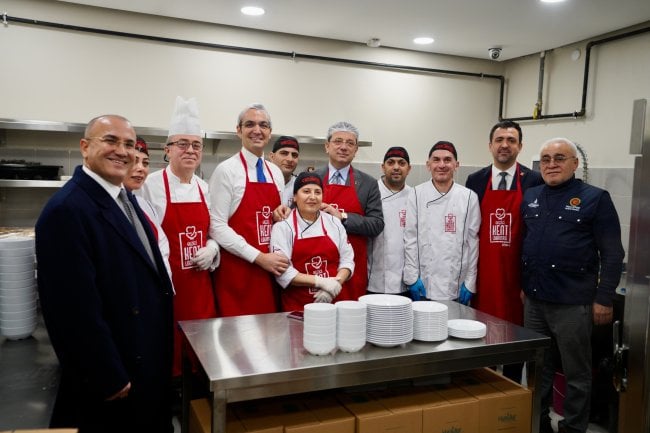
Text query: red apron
214 152 280 317
281 211 340 311
323 167 367 301
473 164 524 325
161 170 217 376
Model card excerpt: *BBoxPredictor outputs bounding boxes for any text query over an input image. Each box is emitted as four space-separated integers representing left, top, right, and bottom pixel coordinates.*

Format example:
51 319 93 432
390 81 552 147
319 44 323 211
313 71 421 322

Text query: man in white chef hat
141 96 219 378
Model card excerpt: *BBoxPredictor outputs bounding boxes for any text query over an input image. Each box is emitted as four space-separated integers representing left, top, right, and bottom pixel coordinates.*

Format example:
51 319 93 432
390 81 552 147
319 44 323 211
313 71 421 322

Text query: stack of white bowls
359 294 413 347
335 300 367 352
447 319 487 339
303 303 337 355
412 301 448 342
0 236 38 340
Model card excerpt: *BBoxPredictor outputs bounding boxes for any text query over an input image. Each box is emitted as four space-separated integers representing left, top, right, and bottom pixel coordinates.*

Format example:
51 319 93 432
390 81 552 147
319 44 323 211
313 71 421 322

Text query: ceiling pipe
503 25 650 122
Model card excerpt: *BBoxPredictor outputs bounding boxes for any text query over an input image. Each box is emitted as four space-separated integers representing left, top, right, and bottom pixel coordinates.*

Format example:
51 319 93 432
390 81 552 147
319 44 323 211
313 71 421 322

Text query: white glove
314 275 342 299
313 289 334 303
192 240 219 271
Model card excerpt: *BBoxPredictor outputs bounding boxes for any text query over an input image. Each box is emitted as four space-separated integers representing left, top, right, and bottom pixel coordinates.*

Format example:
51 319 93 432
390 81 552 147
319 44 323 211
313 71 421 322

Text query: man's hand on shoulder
254 251 289 276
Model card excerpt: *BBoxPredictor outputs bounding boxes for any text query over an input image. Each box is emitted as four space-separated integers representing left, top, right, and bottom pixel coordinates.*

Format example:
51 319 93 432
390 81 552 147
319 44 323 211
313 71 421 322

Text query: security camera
488 47 502 60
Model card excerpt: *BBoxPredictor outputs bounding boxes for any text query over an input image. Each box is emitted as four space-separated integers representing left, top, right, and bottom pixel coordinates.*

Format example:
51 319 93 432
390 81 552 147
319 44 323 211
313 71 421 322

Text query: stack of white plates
447 319 487 339
412 301 448 342
335 300 366 353
358 294 413 347
0 236 38 340
303 303 336 355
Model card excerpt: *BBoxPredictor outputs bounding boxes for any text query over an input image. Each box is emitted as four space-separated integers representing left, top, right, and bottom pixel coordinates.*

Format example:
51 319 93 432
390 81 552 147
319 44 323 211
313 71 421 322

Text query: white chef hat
168 96 202 137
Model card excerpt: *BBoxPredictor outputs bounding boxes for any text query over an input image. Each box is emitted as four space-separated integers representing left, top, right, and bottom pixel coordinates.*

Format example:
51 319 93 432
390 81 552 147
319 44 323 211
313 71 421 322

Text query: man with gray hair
521 137 624 433
209 103 287 316
316 121 384 300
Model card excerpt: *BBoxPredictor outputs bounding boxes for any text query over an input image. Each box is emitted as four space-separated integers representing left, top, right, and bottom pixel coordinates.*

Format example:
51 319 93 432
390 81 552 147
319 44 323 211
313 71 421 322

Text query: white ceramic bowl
335 300 367 312
0 237 35 250
1 323 37 340
0 262 35 273
0 248 33 259
0 278 36 289
0 254 35 265
0 299 37 313
337 315 367 325
304 303 337 318
0 291 37 304
0 315 37 328
337 339 366 353
303 338 336 356
303 315 337 327
0 270 35 282
0 307 38 320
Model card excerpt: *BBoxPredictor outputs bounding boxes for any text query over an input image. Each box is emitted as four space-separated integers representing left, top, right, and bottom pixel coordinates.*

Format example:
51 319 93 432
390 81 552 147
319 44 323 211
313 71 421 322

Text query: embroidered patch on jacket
565 197 581 211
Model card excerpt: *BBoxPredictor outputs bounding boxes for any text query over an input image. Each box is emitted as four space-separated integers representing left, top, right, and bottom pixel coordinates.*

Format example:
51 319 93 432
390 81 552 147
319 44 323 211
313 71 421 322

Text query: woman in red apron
161 169 217 376
270 172 354 311
322 167 367 301
473 164 524 325
213 152 281 317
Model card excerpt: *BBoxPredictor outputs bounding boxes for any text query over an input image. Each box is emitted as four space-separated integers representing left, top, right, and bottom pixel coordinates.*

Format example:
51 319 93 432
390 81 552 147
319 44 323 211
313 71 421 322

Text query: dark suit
465 163 542 202
36 165 174 433
314 166 384 237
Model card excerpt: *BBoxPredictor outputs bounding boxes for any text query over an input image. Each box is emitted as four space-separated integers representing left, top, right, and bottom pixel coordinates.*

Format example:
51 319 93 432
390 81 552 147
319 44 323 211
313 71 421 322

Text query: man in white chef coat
403 141 481 302
140 96 219 378
367 147 412 295
268 135 300 207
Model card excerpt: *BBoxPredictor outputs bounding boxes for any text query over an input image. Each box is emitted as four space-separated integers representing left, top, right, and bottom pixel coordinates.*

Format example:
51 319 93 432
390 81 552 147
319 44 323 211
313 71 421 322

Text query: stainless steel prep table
180 301 549 433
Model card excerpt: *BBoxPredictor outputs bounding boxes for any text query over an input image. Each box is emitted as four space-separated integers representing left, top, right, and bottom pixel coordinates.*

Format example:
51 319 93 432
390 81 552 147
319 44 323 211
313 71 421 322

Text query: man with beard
268 135 300 207
367 147 412 295
466 120 542 382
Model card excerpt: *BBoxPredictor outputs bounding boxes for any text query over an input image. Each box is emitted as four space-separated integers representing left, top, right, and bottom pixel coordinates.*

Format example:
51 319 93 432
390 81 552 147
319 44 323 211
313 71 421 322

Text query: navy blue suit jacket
36 165 174 431
465 163 543 203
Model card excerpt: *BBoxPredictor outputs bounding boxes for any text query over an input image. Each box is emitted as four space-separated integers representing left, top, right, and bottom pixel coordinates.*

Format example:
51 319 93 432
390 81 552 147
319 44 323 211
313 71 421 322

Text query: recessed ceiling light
413 37 434 45
241 6 265 16
540 0 566 3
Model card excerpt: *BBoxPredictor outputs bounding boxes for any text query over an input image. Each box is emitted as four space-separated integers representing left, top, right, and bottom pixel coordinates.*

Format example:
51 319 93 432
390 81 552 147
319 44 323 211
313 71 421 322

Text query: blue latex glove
408 278 427 301
458 282 473 306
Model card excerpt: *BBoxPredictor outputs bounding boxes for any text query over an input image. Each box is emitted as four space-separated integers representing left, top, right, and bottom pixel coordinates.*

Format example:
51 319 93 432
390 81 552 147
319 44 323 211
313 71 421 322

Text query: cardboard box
427 383 480 433
453 371 531 433
285 394 355 433
337 391 421 433
190 398 245 433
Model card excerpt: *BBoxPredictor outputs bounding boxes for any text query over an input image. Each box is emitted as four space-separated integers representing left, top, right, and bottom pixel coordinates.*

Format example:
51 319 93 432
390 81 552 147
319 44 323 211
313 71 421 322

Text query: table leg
531 347 546 433
211 389 227 433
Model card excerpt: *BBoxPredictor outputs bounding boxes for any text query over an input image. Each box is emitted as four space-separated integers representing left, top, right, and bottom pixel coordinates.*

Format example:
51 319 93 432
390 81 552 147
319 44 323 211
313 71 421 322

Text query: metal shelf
0 119 372 147
0 179 68 188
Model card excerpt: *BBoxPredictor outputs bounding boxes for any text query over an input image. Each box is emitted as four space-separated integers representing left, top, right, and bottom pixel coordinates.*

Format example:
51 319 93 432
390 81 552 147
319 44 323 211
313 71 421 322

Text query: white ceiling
58 0 650 61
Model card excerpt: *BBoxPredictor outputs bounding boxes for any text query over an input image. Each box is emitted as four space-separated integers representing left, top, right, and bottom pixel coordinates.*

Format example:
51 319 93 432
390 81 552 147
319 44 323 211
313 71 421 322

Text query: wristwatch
340 211 348 223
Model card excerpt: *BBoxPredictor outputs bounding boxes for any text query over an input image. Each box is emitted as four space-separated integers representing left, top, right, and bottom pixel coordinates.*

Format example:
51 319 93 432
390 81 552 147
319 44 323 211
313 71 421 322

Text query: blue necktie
256 158 267 183
331 171 343 185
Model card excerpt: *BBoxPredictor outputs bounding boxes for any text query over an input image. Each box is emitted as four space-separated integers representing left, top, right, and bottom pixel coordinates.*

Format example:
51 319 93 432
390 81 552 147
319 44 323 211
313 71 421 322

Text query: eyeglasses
539 155 576 165
167 139 204 151
241 121 271 131
330 138 357 147
85 136 135 149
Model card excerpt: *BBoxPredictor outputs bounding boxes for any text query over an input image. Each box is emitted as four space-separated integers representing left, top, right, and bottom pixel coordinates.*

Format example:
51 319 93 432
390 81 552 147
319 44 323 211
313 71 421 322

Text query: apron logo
490 208 512 245
256 205 273 245
444 213 456 233
179 225 204 269
305 256 330 278
399 209 407 228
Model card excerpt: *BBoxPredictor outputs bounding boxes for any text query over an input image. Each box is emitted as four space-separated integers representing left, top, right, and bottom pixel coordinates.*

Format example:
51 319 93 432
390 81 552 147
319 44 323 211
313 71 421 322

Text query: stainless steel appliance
616 98 650 432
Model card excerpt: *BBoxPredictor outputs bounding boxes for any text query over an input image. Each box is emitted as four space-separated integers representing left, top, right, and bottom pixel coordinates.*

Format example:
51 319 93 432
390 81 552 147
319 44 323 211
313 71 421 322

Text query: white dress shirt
327 163 351 185
491 164 517 190
208 147 284 263
270 209 355 288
